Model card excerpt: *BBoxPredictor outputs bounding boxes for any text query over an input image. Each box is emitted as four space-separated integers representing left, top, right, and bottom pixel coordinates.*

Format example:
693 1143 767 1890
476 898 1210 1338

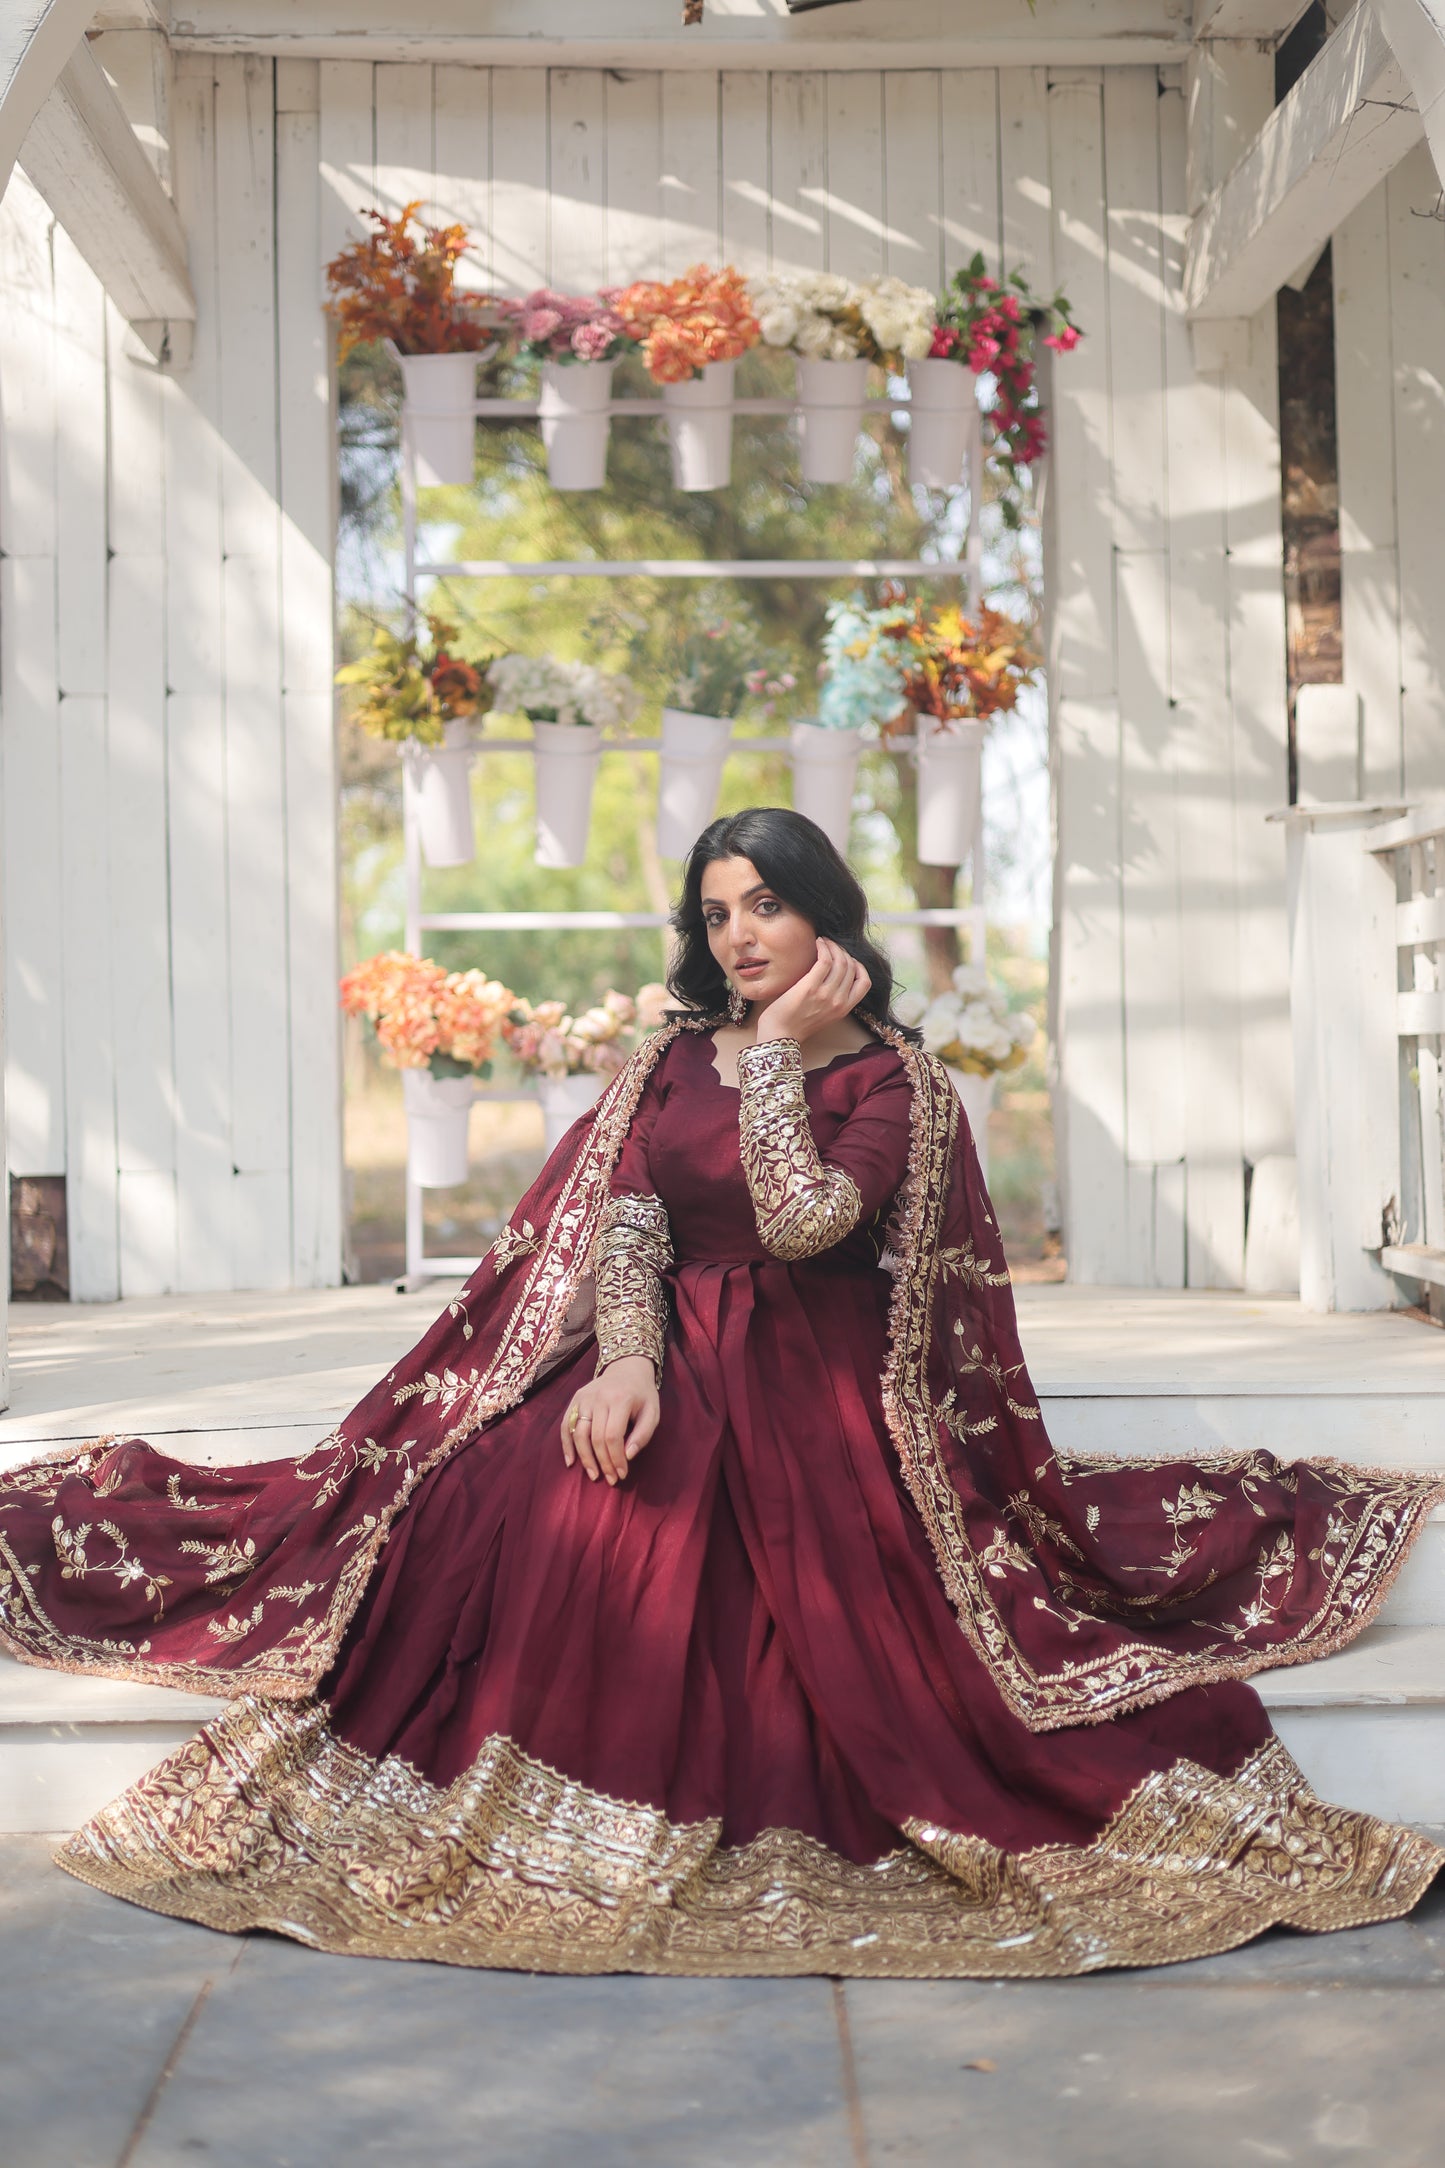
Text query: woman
1 807 1440 1977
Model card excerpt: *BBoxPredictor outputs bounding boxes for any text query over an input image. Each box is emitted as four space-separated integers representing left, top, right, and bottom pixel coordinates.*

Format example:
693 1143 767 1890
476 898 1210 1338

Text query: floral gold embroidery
735 1037 864 1260
593 1193 673 1380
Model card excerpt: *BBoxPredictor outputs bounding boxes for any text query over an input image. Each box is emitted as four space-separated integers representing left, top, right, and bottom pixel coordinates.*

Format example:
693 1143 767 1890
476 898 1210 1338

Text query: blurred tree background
336 341 1058 1280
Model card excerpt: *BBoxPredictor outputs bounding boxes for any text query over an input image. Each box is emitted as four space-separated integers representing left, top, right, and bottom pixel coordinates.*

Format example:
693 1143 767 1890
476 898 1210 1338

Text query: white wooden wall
1333 143 1445 809
0 52 342 1299
0 54 1299 1294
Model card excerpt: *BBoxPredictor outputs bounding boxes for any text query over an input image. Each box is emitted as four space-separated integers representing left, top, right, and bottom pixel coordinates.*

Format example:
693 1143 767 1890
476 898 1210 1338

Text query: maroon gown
1 1019 1441 1975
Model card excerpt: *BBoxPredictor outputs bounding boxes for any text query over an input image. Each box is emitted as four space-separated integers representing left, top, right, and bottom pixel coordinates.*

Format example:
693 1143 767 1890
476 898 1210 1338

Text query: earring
726 981 748 1023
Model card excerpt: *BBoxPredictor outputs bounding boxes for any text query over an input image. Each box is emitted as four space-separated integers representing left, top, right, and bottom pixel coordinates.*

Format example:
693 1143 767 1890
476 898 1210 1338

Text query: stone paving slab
3 1837 1442 2168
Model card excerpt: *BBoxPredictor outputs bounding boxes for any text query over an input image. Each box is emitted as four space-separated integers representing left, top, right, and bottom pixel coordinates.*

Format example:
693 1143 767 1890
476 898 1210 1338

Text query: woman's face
700 856 818 1009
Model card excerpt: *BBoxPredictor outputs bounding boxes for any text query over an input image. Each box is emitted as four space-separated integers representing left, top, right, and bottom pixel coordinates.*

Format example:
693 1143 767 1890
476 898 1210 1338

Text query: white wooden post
1274 804 1408 1311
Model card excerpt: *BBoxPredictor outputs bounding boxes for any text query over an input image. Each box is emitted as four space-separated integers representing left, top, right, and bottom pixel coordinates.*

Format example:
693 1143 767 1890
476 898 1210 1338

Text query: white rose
920 995 962 1054
892 989 927 1027
758 305 800 348
951 964 989 1000
794 315 836 358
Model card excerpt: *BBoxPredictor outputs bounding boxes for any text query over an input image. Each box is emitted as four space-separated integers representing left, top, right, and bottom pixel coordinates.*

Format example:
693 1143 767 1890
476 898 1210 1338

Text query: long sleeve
735 1036 909 1261
592 1053 673 1379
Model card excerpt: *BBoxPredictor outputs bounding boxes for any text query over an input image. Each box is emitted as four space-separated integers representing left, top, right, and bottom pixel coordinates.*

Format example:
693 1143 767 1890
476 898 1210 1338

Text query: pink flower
571 320 615 360
1044 323 1081 352
928 325 958 359
968 336 1000 373
521 307 563 342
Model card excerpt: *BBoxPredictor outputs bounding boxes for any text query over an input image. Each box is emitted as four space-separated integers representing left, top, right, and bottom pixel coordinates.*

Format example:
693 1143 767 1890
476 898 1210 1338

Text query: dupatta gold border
55 1694 1443 1979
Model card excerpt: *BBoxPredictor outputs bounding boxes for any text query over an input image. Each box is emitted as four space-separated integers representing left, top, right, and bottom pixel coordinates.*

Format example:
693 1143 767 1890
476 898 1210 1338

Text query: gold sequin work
55 1702 1442 1978
735 1037 864 1261
592 1192 673 1380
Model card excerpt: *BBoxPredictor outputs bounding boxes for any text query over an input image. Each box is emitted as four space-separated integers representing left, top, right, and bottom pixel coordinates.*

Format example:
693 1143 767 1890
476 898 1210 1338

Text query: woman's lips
735 961 769 976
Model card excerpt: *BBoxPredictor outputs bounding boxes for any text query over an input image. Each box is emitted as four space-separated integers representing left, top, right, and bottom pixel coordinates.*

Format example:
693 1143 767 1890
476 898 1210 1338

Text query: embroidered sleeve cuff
735 1037 864 1261
593 1192 673 1380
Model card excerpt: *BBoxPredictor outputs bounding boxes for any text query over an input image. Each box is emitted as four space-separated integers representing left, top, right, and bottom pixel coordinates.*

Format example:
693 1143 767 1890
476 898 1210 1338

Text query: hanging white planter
906 358 974 489
397 352 478 488
531 719 603 868
538 358 616 492
402 1068 475 1189
794 356 870 485
789 721 862 855
915 718 985 868
537 1070 608 1156
944 1066 995 1184
661 359 736 491
407 719 476 869
656 708 733 859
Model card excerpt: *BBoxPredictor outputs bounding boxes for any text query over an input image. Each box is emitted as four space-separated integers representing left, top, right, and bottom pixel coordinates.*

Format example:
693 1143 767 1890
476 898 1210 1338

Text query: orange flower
613 266 760 383
340 952 513 1071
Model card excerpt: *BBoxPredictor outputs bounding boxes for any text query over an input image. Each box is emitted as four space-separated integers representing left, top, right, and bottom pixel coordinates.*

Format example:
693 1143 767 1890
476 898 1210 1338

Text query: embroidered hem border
55 1698 1443 1980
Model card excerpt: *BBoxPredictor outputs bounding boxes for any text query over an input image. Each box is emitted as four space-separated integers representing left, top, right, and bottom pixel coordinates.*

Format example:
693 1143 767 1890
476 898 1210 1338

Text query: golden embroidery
735 1037 864 1260
593 1192 673 1379
176 1537 258 1588
487 1220 538 1275
938 1238 1012 1290
56 1704 1443 1979
51 1518 173 1616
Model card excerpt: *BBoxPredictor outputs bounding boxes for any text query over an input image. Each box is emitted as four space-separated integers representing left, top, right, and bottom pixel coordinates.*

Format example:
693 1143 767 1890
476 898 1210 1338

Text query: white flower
794 314 838 359
951 964 990 1001
489 653 638 731
920 995 963 1054
893 989 927 1028
757 303 800 348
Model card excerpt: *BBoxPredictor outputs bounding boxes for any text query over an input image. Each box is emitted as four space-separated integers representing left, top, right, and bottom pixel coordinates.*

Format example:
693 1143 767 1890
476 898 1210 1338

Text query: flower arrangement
664 614 797 721
895 966 1036 1077
929 252 1081 475
506 286 635 367
335 614 492 746
486 654 643 732
340 952 515 1077
324 203 509 357
850 597 1040 732
613 266 760 384
750 271 936 368
503 985 671 1080
817 598 912 733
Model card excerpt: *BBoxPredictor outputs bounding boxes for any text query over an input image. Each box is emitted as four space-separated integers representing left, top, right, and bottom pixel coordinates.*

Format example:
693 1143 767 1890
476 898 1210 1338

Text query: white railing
1277 799 1445 1312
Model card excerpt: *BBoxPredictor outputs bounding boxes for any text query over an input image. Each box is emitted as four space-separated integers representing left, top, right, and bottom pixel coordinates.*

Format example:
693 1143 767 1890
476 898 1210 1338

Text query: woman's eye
755 898 779 917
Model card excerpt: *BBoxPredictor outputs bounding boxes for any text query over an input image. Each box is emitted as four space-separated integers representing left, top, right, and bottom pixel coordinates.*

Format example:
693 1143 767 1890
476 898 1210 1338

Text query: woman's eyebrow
701 884 771 909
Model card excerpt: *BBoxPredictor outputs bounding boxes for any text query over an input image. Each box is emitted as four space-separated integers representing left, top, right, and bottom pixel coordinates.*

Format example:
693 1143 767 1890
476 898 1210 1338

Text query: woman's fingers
571 1407 603 1483
624 1394 660 1459
598 1395 630 1483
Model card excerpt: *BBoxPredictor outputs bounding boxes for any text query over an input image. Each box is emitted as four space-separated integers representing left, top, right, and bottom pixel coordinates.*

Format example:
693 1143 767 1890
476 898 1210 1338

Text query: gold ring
566 1405 580 1431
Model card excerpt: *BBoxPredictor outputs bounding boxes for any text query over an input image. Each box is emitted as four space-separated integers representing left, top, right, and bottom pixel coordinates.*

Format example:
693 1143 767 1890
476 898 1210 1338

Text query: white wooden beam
1186 0 1424 321
164 0 1193 69
0 0 95 200
1378 0 1445 189
1192 0 1312 40
19 36 194 338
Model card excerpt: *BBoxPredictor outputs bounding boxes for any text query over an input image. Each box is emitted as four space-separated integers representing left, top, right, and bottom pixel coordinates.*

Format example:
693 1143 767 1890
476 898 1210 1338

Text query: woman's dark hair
668 807 921 1042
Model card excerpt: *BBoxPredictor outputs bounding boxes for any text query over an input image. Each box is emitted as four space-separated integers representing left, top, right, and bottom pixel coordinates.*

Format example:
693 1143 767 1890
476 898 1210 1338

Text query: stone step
2 1621 1443 1835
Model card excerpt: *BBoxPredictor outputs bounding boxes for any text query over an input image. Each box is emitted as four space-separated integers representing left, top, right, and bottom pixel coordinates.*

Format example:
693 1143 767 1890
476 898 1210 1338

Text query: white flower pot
661 359 736 491
789 721 862 855
403 1068 475 1189
945 1065 995 1184
539 358 615 491
906 358 973 490
915 719 985 868
538 1070 608 1155
794 356 869 485
532 719 602 867
657 707 733 859
398 352 477 488
409 718 476 868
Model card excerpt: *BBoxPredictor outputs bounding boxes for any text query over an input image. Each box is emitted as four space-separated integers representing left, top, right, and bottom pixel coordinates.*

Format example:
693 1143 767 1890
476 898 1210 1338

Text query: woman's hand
754 938 871 1050
561 1355 660 1485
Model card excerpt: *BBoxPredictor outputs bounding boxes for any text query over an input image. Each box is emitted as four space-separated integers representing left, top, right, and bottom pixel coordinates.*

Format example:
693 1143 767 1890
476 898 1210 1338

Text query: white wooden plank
233 1170 293 1292
659 71 720 278
0 176 57 560
720 72 770 281
164 58 224 702
106 548 173 1183
1333 180 1404 799
1387 144 1445 800
489 67 548 294
548 69 606 292
939 70 1001 281
1118 549 1185 1188
1103 69 1166 555
284 693 343 1285
223 550 290 1182
768 73 826 274
57 695 118 1300
823 72 886 283
373 60 434 224
277 106 333 699
999 67 1051 281
0 556 65 1176
1046 73 1111 702
881 71 943 289
167 694 234 1292
1055 695 1130 1281
215 55 278 557
432 66 491 290
117 1169 177 1297
276 58 320 115
318 59 375 294
1155 1156 1187 1289
50 229 107 699
604 68 661 285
